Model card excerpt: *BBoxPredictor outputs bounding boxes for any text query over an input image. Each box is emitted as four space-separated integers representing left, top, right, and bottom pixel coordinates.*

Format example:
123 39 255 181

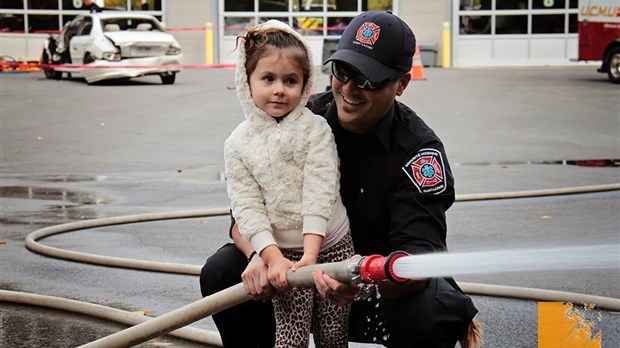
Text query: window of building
259 0 288 11
2 0 24 9
28 0 59 10
225 0 254 11
294 0 322 11
532 0 564 9
0 0 164 34
222 0 395 37
131 0 162 11
27 14 58 33
459 0 491 11
532 14 565 33
568 13 577 33
1 14 26 32
458 0 577 35
496 0 528 10
495 15 527 34
460 15 491 35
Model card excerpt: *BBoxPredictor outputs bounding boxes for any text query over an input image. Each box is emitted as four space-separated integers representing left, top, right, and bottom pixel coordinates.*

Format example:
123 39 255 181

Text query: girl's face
248 49 304 119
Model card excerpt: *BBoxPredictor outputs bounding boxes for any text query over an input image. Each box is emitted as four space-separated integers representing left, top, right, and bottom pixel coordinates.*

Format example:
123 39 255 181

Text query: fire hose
77 253 406 348
8 184 619 346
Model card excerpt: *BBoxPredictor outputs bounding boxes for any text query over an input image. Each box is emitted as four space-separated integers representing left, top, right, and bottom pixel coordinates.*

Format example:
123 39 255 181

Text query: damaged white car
41 12 182 84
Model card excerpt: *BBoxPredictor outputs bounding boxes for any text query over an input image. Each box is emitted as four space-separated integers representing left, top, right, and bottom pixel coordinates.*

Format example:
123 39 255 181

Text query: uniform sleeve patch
402 148 446 194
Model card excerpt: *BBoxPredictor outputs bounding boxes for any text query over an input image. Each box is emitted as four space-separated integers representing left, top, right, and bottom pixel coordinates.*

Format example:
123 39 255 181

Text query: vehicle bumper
82 55 183 83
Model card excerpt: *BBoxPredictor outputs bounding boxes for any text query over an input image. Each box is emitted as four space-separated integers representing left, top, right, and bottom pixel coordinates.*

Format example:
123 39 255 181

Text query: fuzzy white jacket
224 20 347 255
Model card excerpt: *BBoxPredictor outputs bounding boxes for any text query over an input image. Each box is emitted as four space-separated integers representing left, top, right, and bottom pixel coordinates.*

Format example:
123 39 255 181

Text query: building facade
1 0 583 67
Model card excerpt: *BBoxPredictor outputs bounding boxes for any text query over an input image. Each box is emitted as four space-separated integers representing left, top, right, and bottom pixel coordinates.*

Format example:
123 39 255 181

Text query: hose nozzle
353 251 409 284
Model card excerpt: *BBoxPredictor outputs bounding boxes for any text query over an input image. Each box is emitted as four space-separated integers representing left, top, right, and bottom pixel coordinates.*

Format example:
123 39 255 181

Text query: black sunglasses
331 62 401 91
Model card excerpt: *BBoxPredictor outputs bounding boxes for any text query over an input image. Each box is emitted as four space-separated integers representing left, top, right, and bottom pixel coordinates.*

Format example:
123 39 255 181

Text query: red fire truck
578 0 620 83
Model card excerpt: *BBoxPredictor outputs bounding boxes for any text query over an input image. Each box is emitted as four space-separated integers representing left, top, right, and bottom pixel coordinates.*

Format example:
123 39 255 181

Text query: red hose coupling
359 251 409 284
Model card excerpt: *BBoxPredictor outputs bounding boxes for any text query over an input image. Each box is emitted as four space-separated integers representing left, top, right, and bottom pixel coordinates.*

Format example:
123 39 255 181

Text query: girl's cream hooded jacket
224 20 347 255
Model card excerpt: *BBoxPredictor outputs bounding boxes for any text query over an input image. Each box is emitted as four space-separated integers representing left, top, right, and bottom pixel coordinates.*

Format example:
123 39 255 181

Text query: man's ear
396 73 411 96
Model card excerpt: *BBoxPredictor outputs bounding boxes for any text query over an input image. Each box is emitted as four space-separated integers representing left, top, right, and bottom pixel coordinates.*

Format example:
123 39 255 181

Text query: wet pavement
1 67 619 347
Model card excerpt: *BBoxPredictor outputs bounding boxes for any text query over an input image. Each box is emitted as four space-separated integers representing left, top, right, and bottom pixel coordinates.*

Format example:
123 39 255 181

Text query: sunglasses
331 62 401 91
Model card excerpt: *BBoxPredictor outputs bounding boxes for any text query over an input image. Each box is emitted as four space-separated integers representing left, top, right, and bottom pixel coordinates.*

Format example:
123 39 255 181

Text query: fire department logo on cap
402 148 446 194
355 22 380 47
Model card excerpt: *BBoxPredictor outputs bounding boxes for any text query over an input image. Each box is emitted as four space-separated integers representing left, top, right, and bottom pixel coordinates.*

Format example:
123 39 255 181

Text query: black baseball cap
324 11 416 83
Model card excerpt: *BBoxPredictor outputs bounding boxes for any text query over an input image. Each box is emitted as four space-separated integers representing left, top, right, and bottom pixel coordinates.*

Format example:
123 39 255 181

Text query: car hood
104 31 178 45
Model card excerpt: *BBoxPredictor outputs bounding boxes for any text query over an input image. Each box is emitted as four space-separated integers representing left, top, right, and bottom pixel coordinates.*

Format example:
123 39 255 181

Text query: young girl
224 20 354 347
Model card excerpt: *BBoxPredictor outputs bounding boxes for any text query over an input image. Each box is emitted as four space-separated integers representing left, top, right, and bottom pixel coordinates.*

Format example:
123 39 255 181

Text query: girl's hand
291 253 318 271
267 257 294 291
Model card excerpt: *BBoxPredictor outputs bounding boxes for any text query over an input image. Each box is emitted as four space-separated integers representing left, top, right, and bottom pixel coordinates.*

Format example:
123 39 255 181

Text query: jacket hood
235 20 315 123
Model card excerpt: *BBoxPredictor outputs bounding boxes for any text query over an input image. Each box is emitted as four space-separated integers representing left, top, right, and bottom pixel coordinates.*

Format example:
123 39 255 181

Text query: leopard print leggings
273 231 355 348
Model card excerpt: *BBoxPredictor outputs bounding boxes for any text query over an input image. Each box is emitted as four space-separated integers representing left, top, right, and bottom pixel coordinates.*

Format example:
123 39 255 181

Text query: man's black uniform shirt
309 91 455 257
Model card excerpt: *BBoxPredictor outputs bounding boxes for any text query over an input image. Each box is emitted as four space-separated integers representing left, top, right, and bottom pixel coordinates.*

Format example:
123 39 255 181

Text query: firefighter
201 11 480 347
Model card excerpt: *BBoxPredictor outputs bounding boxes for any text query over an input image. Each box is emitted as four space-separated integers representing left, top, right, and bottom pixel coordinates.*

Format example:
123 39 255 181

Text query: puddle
455 159 620 168
0 303 209 348
539 159 620 167
10 175 121 182
10 175 116 183
0 186 108 229
0 186 108 205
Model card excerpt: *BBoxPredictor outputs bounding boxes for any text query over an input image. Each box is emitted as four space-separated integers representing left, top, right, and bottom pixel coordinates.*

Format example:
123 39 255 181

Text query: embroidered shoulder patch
402 148 446 194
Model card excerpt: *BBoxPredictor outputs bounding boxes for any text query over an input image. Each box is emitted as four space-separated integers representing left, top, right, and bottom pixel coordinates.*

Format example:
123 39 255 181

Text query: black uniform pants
200 243 478 348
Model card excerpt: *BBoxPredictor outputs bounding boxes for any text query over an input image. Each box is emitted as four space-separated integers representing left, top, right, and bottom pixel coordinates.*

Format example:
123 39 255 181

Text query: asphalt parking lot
1 66 619 347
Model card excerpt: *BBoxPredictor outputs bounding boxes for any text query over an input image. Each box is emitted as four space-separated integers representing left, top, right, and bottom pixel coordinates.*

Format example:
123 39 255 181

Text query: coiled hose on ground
2 183 618 347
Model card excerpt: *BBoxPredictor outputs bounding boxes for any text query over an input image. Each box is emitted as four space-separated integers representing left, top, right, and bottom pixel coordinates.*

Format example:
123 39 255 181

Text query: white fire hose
3 183 618 347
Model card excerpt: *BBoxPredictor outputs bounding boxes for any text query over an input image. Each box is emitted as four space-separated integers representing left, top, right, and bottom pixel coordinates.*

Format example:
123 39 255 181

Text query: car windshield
101 18 162 32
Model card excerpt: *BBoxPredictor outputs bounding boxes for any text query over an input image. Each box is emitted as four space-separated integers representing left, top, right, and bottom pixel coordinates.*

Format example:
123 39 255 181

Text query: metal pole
205 22 214 65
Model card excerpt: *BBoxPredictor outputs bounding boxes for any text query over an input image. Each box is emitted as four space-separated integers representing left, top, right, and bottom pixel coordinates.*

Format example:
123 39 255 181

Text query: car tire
160 73 176 85
605 47 620 84
41 50 62 80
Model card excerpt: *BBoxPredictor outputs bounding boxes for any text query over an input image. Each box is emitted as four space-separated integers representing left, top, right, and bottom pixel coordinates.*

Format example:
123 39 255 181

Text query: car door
70 17 95 65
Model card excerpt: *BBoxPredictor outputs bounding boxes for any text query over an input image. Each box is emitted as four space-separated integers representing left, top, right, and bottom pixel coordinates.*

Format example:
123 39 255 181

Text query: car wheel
41 50 62 80
605 47 620 84
160 73 176 85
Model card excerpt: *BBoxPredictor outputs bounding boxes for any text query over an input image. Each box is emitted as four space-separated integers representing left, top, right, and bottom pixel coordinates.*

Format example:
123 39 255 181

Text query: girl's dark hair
236 26 311 89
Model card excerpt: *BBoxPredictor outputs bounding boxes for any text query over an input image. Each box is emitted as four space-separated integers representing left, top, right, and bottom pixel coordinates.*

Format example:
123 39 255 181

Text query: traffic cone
411 44 426 80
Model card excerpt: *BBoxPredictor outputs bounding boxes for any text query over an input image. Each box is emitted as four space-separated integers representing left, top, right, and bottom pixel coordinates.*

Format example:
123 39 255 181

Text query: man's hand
267 257 294 291
312 269 360 307
241 254 275 301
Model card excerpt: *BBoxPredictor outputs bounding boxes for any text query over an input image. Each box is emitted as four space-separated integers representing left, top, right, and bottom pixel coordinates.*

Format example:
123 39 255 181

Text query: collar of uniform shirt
372 103 395 151
326 102 395 152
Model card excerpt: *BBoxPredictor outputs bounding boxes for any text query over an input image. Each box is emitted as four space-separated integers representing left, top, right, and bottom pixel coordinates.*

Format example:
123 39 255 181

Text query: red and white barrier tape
2 61 236 70
1 24 346 35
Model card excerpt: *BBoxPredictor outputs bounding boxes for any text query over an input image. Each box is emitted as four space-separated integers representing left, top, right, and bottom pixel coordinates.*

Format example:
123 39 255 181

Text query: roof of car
91 12 160 20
